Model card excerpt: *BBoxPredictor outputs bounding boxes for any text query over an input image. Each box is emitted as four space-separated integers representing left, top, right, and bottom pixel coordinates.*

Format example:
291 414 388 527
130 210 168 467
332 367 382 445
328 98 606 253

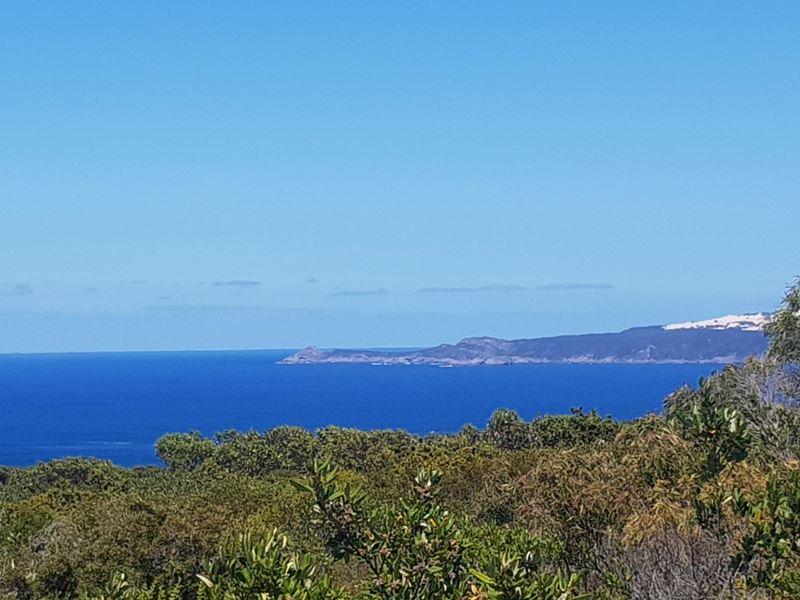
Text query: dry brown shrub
625 527 739 600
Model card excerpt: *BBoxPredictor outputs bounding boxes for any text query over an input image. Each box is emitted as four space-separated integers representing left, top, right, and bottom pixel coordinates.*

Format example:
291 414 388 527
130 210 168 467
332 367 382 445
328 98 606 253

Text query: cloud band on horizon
330 289 387 297
211 280 262 287
0 283 34 296
417 283 614 294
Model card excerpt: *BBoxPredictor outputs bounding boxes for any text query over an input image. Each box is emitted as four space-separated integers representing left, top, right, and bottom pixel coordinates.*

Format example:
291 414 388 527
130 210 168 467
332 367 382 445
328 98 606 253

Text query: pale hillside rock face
663 313 771 332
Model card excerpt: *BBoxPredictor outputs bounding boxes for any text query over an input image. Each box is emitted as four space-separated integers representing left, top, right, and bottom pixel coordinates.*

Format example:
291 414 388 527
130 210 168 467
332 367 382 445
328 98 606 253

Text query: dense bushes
4 403 800 599
155 433 216 472
151 407 619 479
0 409 639 599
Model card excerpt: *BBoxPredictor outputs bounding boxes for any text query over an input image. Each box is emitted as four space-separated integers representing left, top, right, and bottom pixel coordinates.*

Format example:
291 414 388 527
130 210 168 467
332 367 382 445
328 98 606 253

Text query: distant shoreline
282 316 769 367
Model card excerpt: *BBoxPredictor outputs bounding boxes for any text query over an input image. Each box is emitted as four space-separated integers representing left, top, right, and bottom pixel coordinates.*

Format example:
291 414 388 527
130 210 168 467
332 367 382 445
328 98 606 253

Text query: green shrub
155 433 216 471
197 529 348 600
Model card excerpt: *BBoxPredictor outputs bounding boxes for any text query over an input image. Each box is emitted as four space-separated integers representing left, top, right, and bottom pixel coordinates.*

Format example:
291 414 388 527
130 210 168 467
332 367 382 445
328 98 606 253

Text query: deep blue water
0 351 718 467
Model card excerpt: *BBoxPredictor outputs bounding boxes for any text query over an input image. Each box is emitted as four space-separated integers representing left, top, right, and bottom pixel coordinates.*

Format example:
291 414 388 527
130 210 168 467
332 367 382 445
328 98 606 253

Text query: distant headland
280 313 770 366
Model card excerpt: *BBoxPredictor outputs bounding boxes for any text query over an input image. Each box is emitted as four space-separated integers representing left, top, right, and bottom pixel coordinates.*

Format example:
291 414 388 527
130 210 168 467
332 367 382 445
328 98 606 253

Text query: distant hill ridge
279 313 770 366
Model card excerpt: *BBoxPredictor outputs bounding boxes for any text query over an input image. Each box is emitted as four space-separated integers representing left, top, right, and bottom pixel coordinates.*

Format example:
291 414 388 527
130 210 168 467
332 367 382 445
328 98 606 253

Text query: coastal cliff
280 314 770 366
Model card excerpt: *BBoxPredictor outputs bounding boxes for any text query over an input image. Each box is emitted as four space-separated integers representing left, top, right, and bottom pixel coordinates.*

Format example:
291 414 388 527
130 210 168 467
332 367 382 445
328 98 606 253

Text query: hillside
280 313 770 366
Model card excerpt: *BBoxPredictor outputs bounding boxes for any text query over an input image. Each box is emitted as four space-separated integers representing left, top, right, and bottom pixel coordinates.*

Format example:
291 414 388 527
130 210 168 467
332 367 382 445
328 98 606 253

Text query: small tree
155 432 216 470
765 277 800 365
485 409 532 451
666 379 750 479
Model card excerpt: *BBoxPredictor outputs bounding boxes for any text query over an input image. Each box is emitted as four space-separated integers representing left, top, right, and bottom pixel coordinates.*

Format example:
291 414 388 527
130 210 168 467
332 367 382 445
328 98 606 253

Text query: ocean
0 350 718 467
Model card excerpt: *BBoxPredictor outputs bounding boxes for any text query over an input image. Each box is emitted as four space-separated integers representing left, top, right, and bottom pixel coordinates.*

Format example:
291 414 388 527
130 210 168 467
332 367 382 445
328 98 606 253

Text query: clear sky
2 2 799 352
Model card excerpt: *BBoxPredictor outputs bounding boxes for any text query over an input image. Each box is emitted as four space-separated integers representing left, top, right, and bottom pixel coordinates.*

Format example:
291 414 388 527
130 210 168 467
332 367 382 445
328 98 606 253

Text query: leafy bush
155 433 216 471
485 409 532 451
197 530 347 600
529 408 619 448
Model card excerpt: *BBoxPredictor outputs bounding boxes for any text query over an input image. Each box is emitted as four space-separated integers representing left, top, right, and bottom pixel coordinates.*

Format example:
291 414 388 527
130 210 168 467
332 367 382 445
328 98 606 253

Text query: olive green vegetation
1 280 800 599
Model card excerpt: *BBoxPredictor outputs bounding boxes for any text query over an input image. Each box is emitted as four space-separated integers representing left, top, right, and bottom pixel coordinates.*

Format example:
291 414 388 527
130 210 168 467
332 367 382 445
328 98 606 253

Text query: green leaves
196 529 347 600
765 277 800 365
469 565 587 599
293 458 585 600
485 409 532 451
667 376 752 479
155 432 216 471
296 459 471 599
484 408 620 452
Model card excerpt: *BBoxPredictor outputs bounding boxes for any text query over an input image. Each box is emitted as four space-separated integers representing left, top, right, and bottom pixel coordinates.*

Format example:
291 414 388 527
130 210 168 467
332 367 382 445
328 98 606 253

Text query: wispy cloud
418 283 614 294
418 284 527 294
305 278 318 284
1 283 33 296
143 304 331 314
211 280 262 287
533 283 614 291
331 288 387 297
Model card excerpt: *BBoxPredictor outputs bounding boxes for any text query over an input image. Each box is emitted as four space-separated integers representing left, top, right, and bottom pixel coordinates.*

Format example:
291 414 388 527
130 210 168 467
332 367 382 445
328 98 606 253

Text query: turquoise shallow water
0 350 717 467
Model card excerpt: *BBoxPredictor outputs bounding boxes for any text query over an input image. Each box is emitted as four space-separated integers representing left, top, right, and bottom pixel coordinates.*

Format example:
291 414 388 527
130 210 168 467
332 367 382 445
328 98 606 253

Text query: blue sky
2 2 798 352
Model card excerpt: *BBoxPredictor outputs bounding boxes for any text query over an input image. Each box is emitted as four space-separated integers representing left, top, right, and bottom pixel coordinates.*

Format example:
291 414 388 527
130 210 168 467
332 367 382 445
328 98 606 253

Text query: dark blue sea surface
0 351 718 467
